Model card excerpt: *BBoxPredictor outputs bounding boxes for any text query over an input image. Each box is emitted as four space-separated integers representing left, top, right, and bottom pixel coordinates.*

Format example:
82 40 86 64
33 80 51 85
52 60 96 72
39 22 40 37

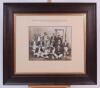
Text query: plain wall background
0 0 99 88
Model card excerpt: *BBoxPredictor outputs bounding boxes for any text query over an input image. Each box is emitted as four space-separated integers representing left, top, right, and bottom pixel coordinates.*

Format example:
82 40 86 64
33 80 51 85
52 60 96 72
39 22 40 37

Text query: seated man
53 39 64 60
34 40 45 58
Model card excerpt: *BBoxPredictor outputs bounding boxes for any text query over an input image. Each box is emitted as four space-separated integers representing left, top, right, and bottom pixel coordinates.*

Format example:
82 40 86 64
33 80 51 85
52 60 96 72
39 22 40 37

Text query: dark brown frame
3 3 97 85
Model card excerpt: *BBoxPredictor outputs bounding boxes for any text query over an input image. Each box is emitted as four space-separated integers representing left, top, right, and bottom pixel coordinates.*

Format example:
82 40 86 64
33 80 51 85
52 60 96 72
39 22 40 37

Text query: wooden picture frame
3 3 97 85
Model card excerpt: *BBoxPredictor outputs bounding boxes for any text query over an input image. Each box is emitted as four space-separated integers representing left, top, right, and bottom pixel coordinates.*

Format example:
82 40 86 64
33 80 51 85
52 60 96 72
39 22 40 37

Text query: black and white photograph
29 26 72 61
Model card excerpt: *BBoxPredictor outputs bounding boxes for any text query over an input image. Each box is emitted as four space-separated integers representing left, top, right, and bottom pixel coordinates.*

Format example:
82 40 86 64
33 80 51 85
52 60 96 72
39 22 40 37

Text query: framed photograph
3 3 97 85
